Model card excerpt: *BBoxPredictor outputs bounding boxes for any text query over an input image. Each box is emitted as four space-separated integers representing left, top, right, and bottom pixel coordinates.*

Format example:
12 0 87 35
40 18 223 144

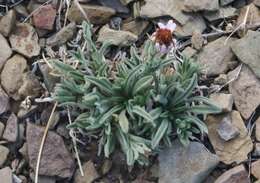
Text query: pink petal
160 44 167 54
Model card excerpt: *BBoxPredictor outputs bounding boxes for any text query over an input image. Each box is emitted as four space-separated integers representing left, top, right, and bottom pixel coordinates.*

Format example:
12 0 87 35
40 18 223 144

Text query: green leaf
182 115 208 134
85 76 114 96
151 119 169 149
119 110 129 133
98 105 123 125
132 106 153 122
133 75 153 95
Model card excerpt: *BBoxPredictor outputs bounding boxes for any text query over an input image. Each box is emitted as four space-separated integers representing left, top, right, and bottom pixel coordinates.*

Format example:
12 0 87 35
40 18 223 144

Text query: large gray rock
203 6 237 22
0 86 9 115
183 0 219 12
0 10 16 36
0 34 12 71
159 141 219 183
231 31 260 78
228 65 260 119
220 0 235 6
26 123 75 178
197 37 236 76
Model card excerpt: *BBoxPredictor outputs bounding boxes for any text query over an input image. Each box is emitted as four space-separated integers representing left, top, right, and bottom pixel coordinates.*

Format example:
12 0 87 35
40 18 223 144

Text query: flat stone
217 116 240 141
228 65 260 119
0 145 9 167
183 0 219 12
98 26 138 46
231 31 260 78
0 10 16 36
237 4 260 28
159 141 219 183
1 55 42 101
254 143 260 156
215 165 250 183
214 74 228 85
3 113 18 142
210 93 233 112
0 122 4 138
46 22 76 46
33 4 56 30
26 122 75 178
206 111 253 164
10 23 41 58
74 161 99 183
197 37 236 76
0 86 9 115
203 6 237 22
122 20 149 36
0 33 12 71
181 46 197 58
0 167 13 183
256 118 260 141
220 0 235 6
68 1 115 24
252 160 260 179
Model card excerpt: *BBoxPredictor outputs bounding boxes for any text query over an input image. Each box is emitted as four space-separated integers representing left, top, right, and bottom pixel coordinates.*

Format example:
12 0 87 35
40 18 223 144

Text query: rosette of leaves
52 21 221 166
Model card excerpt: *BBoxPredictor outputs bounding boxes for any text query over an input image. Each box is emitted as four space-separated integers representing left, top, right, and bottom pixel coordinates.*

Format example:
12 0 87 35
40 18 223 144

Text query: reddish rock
33 4 56 30
26 123 75 178
215 165 250 183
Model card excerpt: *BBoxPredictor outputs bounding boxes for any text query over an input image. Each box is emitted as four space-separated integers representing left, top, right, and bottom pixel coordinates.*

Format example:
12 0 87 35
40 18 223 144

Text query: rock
97 0 129 14
19 143 28 159
256 118 260 141
175 15 207 37
0 146 9 167
181 46 197 58
101 159 112 175
237 4 260 28
0 86 9 115
56 123 70 139
183 0 219 12
26 123 75 178
68 1 115 24
140 0 190 25
98 26 138 46
214 74 228 85
254 143 260 156
41 105 60 130
122 20 149 36
206 111 253 164
10 23 41 58
220 0 235 6
39 63 60 92
18 104 38 119
215 165 250 183
0 10 16 36
191 30 204 50
74 161 99 183
46 22 76 46
32 4 56 30
203 7 237 22
228 65 260 119
159 141 219 183
0 122 4 138
210 93 233 112
254 0 260 7
197 37 236 76
252 160 260 179
231 31 260 78
3 113 18 143
0 34 12 71
1 55 42 101
217 116 239 141
0 167 13 183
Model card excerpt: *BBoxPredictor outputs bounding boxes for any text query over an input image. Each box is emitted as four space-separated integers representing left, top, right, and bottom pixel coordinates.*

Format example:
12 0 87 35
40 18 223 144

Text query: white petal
158 22 166 29
166 21 177 32
155 42 160 50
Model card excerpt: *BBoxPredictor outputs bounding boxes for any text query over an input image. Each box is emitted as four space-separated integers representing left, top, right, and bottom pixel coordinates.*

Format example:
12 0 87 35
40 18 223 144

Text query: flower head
152 20 177 54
